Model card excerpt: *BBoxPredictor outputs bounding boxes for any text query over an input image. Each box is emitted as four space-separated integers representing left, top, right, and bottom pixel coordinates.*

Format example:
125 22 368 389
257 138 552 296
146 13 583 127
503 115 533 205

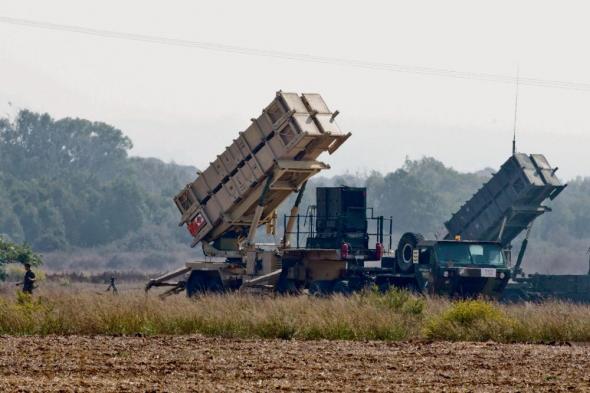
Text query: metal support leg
497 215 508 242
513 222 533 277
281 181 307 249
246 175 274 246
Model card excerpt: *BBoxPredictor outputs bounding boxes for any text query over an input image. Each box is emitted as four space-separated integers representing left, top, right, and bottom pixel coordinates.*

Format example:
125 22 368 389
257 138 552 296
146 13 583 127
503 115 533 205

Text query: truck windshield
435 243 505 266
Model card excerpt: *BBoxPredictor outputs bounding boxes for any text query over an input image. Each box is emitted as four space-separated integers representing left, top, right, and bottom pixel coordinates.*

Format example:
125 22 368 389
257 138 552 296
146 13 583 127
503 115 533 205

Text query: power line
2 15 590 92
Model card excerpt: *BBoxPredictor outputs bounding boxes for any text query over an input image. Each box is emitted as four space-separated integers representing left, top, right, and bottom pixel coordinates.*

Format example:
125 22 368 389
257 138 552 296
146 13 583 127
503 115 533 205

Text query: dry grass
1 285 590 342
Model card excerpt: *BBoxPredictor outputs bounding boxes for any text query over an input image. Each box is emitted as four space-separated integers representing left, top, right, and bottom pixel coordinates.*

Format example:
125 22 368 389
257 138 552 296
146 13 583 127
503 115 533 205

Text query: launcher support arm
145 266 192 292
246 175 274 246
512 222 534 277
281 181 308 248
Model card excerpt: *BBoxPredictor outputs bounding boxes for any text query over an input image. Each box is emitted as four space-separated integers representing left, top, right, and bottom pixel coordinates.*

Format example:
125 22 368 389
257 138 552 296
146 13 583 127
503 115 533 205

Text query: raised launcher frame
173 91 350 249
444 153 566 275
146 92 352 296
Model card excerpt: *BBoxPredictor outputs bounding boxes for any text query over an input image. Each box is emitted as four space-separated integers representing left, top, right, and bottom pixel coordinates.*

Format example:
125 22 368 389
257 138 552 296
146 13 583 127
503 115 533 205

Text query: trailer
503 274 590 302
147 91 355 295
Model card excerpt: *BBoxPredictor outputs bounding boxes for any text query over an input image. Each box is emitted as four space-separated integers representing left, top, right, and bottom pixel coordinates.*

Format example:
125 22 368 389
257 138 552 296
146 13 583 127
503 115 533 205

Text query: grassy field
1 284 590 342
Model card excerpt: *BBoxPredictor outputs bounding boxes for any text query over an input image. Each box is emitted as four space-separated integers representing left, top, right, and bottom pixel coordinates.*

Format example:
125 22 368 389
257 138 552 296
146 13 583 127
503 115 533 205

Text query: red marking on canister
341 242 349 259
375 242 384 260
187 214 206 236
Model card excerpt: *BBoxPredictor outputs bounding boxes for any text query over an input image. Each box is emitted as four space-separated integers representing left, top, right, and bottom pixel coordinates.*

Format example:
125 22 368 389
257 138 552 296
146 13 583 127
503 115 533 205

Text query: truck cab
427 239 510 297
379 233 510 298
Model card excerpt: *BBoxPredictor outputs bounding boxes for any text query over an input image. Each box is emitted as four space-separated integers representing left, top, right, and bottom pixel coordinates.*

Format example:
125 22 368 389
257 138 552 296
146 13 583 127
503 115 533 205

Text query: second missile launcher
445 153 565 248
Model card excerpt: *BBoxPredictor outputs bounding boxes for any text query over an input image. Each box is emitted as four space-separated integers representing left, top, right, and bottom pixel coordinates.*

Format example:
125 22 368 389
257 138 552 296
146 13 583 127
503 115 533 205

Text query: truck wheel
333 280 351 295
309 280 333 296
186 270 224 297
309 281 323 296
396 232 424 273
277 279 299 295
277 259 300 295
375 276 391 293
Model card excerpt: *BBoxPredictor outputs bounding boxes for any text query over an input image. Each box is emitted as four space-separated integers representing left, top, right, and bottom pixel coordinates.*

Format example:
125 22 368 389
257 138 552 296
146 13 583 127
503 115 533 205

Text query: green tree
0 237 42 281
0 110 132 179
366 169 446 233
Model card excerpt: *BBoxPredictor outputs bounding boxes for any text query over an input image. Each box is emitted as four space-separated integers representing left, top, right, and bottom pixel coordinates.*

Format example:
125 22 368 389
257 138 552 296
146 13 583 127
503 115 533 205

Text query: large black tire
308 280 334 296
186 270 224 297
276 258 302 295
395 232 424 273
308 281 324 296
277 280 300 295
333 280 351 295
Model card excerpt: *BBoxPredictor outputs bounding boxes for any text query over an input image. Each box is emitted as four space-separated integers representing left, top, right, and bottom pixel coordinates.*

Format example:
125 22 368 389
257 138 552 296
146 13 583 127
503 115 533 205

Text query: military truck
284 186 511 297
286 151 569 299
444 153 565 273
437 152 582 301
378 235 510 298
145 91 511 298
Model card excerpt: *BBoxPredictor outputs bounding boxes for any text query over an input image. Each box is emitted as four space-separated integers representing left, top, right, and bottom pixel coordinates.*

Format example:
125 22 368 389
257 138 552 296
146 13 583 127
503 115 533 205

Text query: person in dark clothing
106 276 118 294
21 263 36 294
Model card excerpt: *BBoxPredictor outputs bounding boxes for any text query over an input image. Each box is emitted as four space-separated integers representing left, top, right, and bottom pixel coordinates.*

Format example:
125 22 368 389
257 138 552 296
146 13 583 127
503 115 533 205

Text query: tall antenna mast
512 66 520 156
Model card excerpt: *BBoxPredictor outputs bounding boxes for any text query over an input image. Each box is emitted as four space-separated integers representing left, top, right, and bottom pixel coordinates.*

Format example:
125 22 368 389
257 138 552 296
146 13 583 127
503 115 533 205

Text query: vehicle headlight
499 272 505 279
443 271 449 278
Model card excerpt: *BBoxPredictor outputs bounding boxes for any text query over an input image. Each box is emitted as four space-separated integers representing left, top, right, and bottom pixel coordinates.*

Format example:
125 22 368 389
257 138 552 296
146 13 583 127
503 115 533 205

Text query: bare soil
1 336 589 392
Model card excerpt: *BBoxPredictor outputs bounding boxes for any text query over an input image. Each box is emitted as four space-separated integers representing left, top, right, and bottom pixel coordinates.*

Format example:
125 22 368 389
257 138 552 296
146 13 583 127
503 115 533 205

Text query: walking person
16 263 36 294
106 275 118 294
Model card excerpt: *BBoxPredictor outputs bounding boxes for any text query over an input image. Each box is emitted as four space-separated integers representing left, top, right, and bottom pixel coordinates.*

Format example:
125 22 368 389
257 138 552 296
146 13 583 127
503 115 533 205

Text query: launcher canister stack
174 91 351 250
445 153 565 246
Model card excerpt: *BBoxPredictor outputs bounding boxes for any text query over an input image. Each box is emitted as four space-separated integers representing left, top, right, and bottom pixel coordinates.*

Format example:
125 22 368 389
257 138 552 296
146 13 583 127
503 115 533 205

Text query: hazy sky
1 1 589 180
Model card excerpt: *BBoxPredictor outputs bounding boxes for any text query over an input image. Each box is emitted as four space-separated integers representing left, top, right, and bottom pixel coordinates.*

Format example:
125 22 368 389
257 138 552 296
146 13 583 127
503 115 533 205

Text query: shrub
423 300 517 341
363 287 425 316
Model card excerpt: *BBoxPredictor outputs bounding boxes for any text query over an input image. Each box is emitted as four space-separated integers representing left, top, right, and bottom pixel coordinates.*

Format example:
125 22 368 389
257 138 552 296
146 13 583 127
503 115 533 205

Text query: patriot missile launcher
146 91 355 295
444 153 566 275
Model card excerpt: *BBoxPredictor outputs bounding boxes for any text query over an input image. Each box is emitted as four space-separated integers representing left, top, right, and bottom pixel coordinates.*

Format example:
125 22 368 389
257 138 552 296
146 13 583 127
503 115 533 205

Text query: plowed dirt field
1 336 589 392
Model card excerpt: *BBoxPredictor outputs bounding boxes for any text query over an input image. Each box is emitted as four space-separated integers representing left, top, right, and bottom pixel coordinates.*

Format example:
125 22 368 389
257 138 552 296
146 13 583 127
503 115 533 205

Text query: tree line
0 110 193 253
0 109 588 272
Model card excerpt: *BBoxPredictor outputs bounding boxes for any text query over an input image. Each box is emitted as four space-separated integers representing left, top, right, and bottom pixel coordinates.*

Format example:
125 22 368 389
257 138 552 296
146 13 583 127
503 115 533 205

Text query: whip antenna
512 66 520 155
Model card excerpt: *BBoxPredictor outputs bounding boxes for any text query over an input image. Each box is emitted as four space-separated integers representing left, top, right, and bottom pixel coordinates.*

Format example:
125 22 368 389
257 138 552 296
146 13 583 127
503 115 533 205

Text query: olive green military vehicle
282 186 510 298
440 152 579 302
375 234 510 298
